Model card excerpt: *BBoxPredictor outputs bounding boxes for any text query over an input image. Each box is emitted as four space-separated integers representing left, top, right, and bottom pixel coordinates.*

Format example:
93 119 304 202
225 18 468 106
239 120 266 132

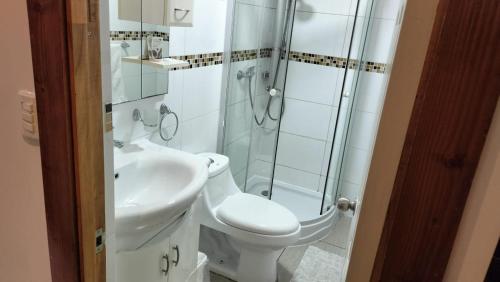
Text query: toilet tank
198 153 240 209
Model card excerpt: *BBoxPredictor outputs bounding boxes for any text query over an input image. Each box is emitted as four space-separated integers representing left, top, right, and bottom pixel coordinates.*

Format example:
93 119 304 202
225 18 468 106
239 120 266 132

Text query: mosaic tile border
170 52 224 70
110 31 169 41
137 48 386 73
231 50 258 62
288 51 387 73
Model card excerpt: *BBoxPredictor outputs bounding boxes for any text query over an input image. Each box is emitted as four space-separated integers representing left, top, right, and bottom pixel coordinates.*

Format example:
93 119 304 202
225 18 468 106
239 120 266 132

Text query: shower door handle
337 197 357 212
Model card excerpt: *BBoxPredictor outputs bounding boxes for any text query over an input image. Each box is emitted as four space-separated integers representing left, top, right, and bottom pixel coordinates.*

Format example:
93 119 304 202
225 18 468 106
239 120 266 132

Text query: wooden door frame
372 0 499 280
348 0 499 281
26 0 106 281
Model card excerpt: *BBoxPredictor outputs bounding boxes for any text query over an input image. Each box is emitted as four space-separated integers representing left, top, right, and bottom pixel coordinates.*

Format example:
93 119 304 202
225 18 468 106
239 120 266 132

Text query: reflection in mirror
141 23 169 99
109 0 169 104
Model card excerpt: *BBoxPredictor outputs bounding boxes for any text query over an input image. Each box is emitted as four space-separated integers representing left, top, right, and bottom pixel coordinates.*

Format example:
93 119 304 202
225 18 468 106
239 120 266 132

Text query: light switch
21 101 33 112
18 90 39 141
22 112 33 123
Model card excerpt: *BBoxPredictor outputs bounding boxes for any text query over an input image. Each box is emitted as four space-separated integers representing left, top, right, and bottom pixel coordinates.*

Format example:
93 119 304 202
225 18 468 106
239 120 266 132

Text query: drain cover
261 190 269 197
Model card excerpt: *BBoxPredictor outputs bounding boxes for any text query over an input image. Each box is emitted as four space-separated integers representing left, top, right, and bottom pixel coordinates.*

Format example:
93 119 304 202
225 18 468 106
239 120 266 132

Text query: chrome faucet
113 139 125 148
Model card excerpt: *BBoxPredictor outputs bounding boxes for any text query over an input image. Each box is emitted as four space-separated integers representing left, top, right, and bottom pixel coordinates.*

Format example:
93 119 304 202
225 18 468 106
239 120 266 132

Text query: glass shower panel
223 0 296 194
322 0 376 213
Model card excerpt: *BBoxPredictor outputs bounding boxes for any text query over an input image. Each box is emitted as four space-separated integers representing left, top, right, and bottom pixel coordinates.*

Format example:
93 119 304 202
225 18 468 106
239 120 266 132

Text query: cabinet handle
172 245 180 266
161 253 170 276
174 8 191 13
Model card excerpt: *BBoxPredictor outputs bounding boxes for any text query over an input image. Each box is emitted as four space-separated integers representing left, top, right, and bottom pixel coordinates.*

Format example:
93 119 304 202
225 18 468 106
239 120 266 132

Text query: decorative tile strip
110 31 169 41
259 48 273 58
170 52 224 70
288 51 348 68
231 50 258 62
288 51 387 73
138 49 386 73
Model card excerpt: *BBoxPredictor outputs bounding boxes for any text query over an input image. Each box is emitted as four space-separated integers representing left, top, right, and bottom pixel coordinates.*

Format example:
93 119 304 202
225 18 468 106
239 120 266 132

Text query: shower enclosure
220 0 375 239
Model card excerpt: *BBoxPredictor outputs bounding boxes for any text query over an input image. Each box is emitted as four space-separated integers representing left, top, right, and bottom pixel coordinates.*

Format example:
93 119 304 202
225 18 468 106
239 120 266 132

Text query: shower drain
261 190 269 197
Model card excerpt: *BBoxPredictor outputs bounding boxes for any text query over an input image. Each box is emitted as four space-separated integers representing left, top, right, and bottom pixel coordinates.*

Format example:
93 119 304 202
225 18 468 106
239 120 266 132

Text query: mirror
110 0 170 104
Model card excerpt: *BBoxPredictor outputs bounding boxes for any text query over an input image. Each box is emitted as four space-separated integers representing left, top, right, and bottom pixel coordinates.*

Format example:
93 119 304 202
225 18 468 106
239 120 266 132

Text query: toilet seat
216 193 300 236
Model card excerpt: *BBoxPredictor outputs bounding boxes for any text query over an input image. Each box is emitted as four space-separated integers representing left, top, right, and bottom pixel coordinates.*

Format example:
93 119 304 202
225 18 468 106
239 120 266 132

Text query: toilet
197 153 301 282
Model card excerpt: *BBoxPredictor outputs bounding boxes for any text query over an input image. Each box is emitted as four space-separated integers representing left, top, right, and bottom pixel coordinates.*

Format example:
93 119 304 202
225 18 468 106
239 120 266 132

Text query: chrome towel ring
159 103 179 142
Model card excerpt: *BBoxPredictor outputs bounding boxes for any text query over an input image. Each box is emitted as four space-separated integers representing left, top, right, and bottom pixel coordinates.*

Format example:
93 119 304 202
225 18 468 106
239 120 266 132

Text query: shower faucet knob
269 88 280 97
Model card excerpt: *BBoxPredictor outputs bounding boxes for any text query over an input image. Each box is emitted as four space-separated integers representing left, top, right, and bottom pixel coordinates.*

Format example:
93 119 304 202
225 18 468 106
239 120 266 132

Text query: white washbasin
114 143 208 251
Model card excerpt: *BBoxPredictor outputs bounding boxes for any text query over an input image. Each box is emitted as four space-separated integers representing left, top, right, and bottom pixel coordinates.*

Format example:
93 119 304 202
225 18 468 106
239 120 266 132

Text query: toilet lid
216 193 300 236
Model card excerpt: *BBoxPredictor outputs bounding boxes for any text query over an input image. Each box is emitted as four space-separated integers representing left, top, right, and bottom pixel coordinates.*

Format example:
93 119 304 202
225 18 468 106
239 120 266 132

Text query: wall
444 100 500 281
0 2 52 282
112 0 227 154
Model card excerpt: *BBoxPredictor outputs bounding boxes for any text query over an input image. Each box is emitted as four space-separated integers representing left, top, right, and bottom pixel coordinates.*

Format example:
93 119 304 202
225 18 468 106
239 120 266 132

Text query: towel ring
159 104 179 142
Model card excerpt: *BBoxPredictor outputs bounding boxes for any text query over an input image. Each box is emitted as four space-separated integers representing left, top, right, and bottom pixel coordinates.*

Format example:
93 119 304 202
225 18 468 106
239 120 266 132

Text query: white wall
0 2 51 282
112 0 227 153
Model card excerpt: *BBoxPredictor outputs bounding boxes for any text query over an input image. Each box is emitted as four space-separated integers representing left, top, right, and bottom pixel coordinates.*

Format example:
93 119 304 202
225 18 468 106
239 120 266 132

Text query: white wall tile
349 111 378 150
181 111 220 153
327 99 348 141
232 3 261 50
252 127 279 162
169 27 186 56
364 18 396 63
165 69 184 118
348 0 370 17
248 159 273 180
295 0 351 15
374 0 401 20
182 65 223 121
257 6 277 49
291 12 348 57
354 72 386 113
284 61 339 105
340 181 360 200
184 0 227 54
276 132 325 174
280 98 331 140
225 135 251 174
274 165 320 191
341 147 370 185
225 100 252 144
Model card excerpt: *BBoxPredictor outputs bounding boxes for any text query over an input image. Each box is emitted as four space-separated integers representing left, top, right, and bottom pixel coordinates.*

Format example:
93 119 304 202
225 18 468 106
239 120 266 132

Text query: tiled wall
112 0 227 154
246 0 403 201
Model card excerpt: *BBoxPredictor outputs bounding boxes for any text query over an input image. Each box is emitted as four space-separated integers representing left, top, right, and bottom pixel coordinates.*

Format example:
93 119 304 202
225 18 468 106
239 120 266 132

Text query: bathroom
2 0 499 281
106 0 403 281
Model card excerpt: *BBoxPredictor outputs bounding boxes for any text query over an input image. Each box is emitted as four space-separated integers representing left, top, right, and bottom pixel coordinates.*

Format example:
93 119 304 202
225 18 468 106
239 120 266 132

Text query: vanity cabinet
119 0 193 27
116 208 200 282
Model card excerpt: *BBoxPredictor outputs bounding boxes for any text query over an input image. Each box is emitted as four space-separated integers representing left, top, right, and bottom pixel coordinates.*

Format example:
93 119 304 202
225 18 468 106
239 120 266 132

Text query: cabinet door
165 0 193 27
116 236 171 282
118 0 141 22
169 209 200 281
142 0 166 25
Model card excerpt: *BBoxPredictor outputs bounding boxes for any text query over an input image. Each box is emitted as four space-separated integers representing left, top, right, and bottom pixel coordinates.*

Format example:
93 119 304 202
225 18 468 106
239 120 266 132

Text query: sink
114 142 208 251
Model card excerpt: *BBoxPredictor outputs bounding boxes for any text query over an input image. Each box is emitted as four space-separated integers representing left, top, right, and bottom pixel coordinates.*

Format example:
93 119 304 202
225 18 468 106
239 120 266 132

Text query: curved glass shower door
222 0 376 224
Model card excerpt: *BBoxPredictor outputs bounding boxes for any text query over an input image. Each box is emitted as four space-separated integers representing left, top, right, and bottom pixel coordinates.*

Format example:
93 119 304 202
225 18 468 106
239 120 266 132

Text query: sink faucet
113 139 125 148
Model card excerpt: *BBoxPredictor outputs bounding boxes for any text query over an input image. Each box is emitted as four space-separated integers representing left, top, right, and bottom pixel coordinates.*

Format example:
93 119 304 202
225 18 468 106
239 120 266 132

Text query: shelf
122 56 190 70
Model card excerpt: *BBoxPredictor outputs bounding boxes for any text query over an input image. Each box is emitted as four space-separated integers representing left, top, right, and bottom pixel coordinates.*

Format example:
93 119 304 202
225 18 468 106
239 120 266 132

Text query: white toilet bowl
197 153 301 282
